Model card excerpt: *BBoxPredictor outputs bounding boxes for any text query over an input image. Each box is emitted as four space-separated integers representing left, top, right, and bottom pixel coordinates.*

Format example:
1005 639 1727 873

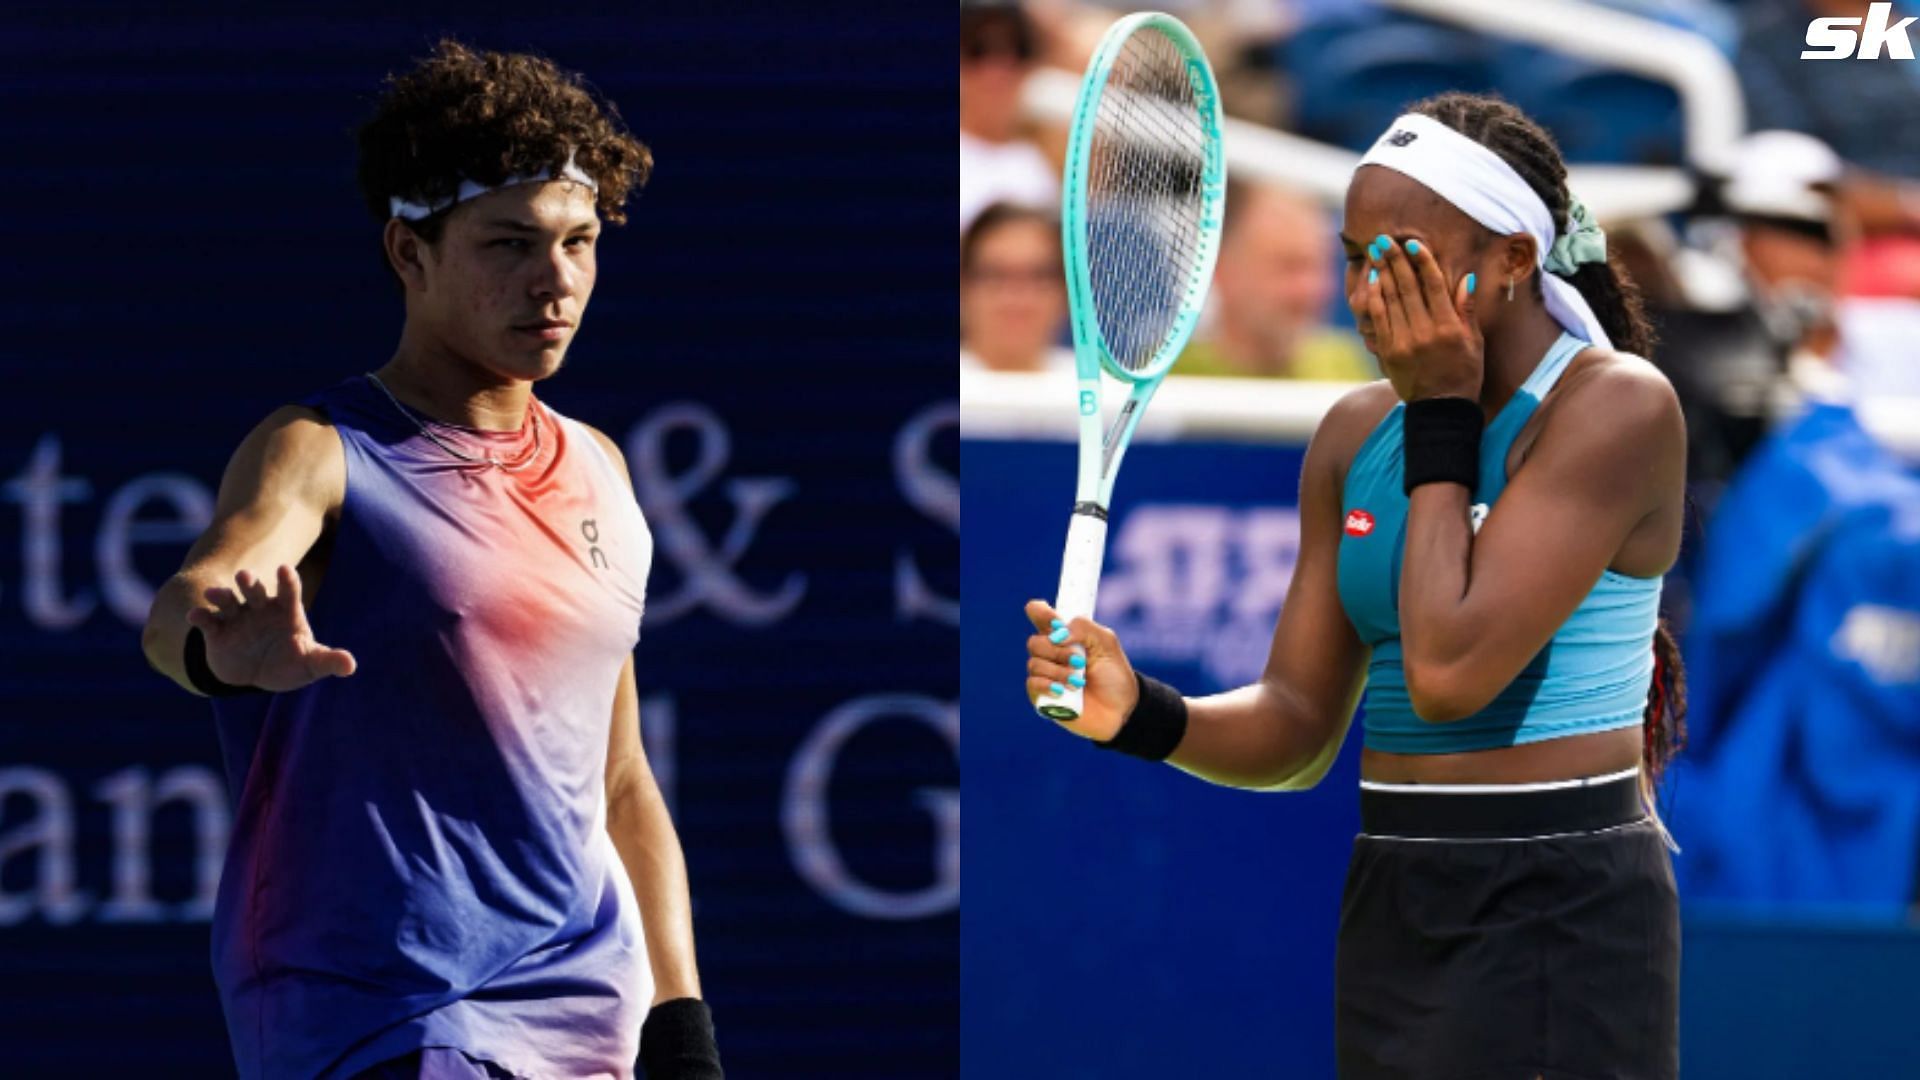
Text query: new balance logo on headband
1802 1 1916 59
1385 130 1418 148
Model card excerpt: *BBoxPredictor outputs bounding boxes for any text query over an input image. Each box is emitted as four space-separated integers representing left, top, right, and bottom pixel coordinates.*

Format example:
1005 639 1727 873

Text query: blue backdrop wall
0 6 955 1076
962 435 1355 1079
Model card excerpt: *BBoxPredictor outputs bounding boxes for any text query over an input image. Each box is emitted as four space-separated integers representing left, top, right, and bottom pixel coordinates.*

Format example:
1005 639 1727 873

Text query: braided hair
1410 92 1686 784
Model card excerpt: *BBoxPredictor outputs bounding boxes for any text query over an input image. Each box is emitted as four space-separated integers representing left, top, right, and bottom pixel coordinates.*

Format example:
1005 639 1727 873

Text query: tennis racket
1035 12 1225 724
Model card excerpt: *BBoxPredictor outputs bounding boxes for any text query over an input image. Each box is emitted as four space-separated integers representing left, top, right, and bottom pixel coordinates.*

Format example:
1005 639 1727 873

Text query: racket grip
1036 509 1108 724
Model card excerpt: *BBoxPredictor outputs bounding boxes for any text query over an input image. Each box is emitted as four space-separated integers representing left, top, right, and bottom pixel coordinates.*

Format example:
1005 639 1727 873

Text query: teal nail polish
1406 239 1421 255
1368 268 1378 284
1069 654 1086 669
1050 618 1065 630
1048 628 1069 644
1375 234 1392 251
1049 682 1065 696
1068 673 1086 689
1466 273 1477 294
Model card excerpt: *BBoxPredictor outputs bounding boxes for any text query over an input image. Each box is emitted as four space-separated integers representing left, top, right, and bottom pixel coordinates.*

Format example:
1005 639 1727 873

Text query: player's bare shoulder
576 420 635 491
1546 346 1684 451
1310 378 1402 480
216 404 347 521
1516 346 1686 529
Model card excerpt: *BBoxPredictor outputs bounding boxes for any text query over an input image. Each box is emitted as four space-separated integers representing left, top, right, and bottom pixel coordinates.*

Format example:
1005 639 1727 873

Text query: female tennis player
1025 92 1687 1079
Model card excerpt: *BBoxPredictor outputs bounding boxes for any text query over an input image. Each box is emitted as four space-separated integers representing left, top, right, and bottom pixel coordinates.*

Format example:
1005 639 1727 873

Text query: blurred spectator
960 2 1058 233
1728 131 1849 407
1672 235 1920 919
1642 131 1847 497
1730 133 1844 337
960 202 1074 373
1837 234 1920 457
1736 0 1920 232
1027 0 1292 126
1177 180 1374 381
1672 397 1920 917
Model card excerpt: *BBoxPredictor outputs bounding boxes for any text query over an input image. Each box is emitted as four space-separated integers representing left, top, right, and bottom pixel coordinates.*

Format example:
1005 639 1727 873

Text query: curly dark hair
1408 91 1684 785
356 38 652 247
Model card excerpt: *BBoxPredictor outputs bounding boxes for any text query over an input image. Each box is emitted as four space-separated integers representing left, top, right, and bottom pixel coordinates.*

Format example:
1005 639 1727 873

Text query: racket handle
1036 509 1108 724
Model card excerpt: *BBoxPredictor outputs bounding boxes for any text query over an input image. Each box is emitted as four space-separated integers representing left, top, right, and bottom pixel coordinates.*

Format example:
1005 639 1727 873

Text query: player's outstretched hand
185 565 357 693
1024 599 1139 742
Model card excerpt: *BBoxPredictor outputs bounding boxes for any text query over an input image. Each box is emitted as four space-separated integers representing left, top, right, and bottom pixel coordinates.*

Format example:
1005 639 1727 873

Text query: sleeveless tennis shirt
1337 333 1661 753
209 375 653 1080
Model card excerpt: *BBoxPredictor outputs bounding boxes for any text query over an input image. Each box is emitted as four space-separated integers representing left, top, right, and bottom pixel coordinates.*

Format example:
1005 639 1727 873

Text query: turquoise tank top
1336 333 1660 753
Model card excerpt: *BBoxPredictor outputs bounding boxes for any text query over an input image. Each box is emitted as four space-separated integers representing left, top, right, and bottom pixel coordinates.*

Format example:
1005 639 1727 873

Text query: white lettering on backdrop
0 766 226 927
626 403 807 626
3 400 958 923
893 403 959 626
1099 504 1301 689
781 694 959 920
0 435 214 631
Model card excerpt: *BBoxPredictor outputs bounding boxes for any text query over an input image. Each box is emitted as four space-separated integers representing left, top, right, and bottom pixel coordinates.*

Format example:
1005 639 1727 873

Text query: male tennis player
141 41 722 1080
1027 92 1687 1078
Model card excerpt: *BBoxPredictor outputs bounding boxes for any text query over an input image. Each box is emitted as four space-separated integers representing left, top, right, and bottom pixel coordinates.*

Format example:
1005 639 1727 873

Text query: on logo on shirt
582 518 608 570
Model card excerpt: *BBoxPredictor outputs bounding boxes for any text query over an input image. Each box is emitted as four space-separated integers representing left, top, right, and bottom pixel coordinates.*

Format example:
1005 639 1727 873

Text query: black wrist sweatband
1096 672 1187 762
640 997 723 1079
184 626 262 697
1402 396 1482 495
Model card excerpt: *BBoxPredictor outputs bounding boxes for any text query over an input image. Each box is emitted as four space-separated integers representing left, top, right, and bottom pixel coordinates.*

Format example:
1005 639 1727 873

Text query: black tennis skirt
1334 767 1679 1080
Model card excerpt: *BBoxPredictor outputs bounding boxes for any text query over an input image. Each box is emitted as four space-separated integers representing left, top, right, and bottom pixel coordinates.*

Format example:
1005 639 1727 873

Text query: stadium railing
962 370 1339 445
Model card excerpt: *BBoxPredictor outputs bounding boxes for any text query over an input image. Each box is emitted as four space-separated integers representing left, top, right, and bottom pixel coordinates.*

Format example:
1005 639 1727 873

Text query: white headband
1355 113 1612 350
388 150 598 222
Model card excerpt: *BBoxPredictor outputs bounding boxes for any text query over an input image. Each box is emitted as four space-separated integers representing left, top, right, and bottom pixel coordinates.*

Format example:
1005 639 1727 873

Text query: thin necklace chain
363 372 542 472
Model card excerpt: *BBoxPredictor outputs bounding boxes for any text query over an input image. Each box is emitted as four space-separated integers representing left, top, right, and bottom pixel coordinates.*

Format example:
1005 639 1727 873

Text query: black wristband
1096 672 1188 762
184 626 262 697
1402 396 1482 495
640 997 723 1080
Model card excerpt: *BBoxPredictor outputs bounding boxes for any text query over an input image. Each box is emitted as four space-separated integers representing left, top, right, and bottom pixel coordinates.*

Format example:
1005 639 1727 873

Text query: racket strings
1086 28 1209 376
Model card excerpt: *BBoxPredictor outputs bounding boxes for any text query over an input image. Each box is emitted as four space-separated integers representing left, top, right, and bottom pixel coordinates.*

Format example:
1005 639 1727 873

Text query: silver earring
1506 276 1516 302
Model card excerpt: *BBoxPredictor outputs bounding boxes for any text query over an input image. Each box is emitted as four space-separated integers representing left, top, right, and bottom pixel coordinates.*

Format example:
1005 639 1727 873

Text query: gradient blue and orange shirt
209 375 653 1079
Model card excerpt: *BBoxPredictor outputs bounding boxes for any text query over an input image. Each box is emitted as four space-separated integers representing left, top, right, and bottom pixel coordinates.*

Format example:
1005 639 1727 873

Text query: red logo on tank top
1344 509 1376 537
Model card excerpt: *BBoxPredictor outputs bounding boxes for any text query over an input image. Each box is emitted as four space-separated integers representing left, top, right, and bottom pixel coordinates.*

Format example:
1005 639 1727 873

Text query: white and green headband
1356 113 1611 349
